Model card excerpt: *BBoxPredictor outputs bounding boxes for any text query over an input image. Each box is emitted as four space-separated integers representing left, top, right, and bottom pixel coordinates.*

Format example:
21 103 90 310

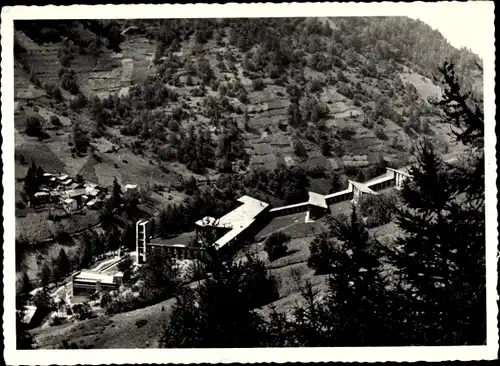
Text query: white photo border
2 2 497 364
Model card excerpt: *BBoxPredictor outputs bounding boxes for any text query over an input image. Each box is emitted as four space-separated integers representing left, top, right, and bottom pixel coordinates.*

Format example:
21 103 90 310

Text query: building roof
269 201 309 212
195 196 269 229
69 183 81 190
74 271 115 285
67 189 86 197
308 191 328 209
218 196 269 226
87 199 97 206
43 173 53 177
62 179 73 185
214 219 255 250
58 174 69 181
86 189 99 196
386 167 412 177
85 182 98 189
349 180 379 195
195 216 222 227
63 198 75 204
34 191 49 197
21 305 38 324
325 187 353 200
124 184 138 190
364 172 395 187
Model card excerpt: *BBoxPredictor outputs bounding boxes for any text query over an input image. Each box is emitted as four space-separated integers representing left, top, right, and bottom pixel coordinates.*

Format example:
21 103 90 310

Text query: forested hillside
14 17 482 202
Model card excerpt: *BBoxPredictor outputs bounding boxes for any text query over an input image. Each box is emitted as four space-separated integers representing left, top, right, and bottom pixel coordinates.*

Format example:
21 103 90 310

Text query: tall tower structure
136 220 150 265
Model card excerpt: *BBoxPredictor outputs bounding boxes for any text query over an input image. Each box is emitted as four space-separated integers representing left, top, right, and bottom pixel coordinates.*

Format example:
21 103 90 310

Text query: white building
62 198 77 212
124 184 138 195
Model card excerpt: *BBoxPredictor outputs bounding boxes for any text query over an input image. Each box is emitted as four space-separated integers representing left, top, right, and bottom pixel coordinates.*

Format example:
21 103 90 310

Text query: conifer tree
323 207 394 346
80 232 94 268
389 62 486 345
16 296 34 349
161 250 272 348
20 272 33 295
157 207 168 238
54 248 71 281
393 138 485 345
39 262 52 287
111 176 123 209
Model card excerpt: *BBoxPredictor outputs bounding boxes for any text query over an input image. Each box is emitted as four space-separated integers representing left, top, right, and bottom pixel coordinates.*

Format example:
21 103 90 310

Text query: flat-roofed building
31 191 50 206
138 196 270 263
72 271 123 298
20 305 46 328
57 174 69 182
349 180 379 205
386 167 412 190
307 191 329 220
195 195 270 252
269 201 309 217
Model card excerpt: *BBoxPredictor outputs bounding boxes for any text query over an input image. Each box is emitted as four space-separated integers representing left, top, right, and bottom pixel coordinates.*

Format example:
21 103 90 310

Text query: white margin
1 2 497 364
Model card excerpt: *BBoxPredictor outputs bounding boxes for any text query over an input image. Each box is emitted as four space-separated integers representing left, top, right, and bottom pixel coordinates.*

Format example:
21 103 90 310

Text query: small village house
62 198 77 212
31 191 50 206
124 184 138 196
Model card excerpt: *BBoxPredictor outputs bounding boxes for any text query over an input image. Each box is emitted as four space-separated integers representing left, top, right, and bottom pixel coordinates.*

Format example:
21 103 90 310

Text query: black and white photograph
2 2 497 364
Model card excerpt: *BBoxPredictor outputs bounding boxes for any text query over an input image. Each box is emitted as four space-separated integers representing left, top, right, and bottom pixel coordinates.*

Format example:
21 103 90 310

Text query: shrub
307 232 336 274
135 319 148 328
338 127 356 140
44 82 63 100
50 115 62 127
359 193 397 228
309 79 323 93
252 78 265 91
168 119 180 132
25 115 43 136
374 125 388 140
61 72 79 95
264 232 291 261
293 140 308 158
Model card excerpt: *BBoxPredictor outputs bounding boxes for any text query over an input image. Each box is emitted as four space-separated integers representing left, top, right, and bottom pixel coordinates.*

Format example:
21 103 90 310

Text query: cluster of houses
29 172 139 214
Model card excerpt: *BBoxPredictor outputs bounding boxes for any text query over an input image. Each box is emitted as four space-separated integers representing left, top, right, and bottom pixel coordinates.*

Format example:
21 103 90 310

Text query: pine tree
24 161 42 197
264 232 290 261
161 253 270 348
392 138 485 345
20 272 33 295
327 207 395 346
121 223 136 251
16 296 34 349
288 279 338 347
72 120 89 153
111 177 123 209
54 248 71 281
307 231 335 274
39 262 52 287
80 232 94 269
